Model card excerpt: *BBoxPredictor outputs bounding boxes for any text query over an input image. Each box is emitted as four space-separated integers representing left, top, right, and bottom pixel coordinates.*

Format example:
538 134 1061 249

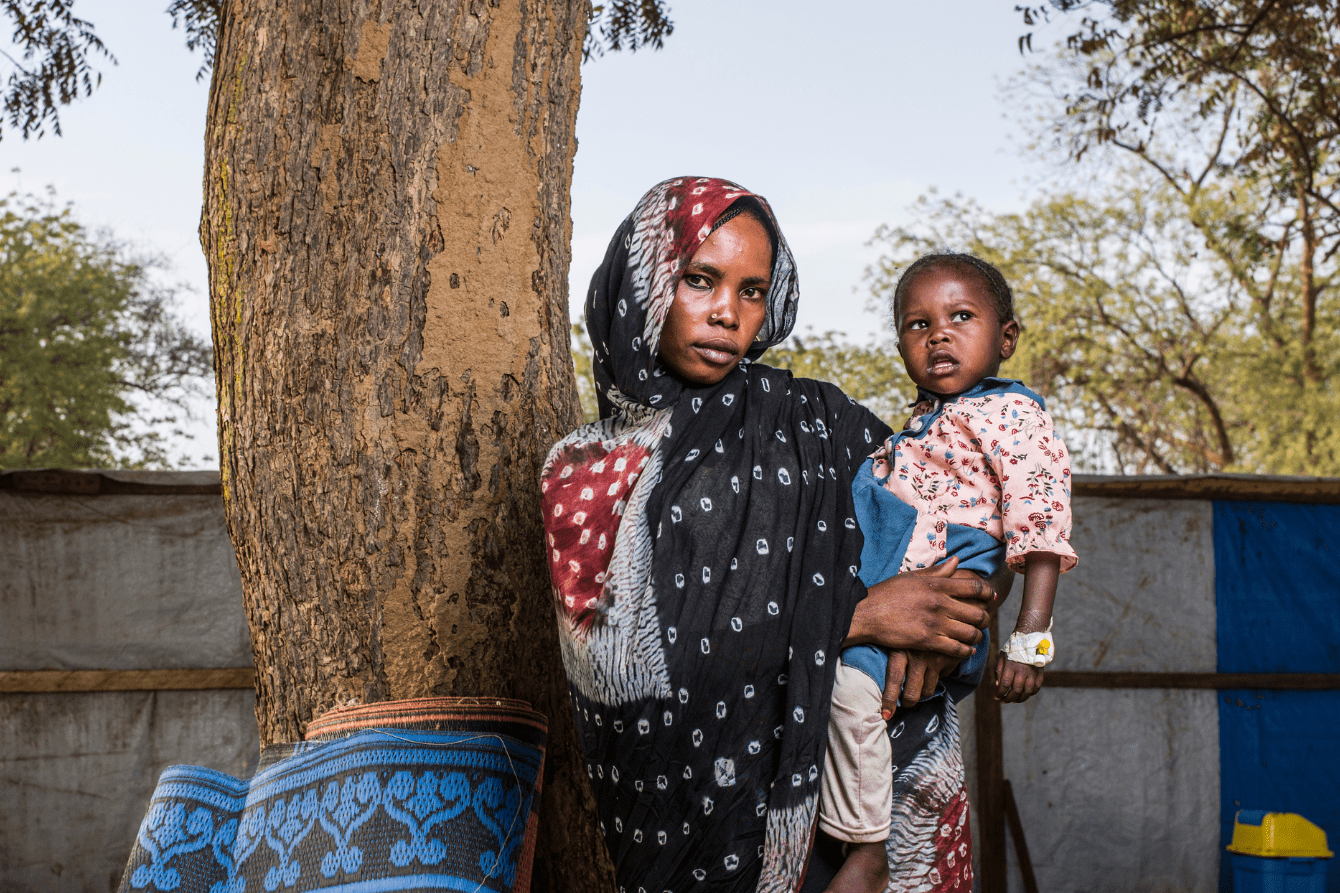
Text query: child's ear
999 320 1020 360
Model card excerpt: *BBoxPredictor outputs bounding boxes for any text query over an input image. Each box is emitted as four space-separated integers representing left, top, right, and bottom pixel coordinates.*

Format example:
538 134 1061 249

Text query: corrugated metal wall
0 473 259 893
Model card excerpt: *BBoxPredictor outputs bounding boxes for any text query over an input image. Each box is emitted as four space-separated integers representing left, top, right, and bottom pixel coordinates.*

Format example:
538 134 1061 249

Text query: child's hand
882 649 962 718
995 657 1044 703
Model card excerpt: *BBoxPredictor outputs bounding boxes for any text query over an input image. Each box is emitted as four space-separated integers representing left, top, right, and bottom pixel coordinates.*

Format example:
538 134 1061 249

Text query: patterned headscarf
542 178 890 893
584 178 796 417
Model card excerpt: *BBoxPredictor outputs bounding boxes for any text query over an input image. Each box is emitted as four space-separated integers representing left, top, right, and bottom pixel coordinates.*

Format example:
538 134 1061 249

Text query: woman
541 178 991 893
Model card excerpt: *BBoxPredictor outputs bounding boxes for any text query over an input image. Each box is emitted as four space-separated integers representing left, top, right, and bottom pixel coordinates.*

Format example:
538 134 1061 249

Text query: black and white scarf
541 178 890 893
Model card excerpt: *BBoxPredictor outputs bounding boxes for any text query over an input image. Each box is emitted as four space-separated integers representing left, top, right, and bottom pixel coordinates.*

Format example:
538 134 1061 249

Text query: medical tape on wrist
1000 622 1054 667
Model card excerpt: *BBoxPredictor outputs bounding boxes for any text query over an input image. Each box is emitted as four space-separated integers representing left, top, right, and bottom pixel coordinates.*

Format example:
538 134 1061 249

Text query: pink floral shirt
869 380 1078 574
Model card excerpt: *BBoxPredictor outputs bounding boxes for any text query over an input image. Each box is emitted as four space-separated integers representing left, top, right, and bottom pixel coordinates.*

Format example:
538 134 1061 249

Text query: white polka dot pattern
542 177 895 893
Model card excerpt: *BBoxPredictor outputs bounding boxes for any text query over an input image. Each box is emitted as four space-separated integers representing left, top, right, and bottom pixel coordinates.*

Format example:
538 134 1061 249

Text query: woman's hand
845 557 992 657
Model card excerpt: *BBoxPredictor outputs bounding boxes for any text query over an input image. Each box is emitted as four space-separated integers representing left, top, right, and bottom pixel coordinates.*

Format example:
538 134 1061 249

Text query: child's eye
951 311 974 322
905 320 928 330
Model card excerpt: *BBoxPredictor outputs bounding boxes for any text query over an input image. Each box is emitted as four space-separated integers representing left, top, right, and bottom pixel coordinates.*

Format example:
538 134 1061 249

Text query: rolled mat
117 697 547 893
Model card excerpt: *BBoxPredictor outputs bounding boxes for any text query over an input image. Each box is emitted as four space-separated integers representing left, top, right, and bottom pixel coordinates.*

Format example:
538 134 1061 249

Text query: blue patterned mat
117 728 544 893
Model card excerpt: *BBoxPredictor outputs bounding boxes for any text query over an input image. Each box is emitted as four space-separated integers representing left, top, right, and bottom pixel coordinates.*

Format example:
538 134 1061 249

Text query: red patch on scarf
662 178 756 263
927 788 974 892
541 441 651 627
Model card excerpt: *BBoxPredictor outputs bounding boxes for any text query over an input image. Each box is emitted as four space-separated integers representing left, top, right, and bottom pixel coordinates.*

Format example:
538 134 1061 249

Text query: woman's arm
866 562 1014 712
844 556 993 655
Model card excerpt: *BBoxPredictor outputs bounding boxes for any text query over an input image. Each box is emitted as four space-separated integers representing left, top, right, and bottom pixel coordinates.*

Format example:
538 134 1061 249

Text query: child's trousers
818 658 893 843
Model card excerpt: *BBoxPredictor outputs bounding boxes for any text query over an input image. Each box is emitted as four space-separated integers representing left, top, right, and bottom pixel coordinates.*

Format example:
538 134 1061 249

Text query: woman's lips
693 340 738 365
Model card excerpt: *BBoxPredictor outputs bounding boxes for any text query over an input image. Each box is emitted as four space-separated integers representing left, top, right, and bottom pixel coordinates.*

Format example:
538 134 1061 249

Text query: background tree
0 189 212 467
869 177 1339 475
0 0 112 139
764 1 1340 473
766 329 913 422
1018 0 1334 372
569 322 600 422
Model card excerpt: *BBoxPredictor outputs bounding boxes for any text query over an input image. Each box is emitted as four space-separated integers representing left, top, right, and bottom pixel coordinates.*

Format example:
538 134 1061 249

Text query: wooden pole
975 613 1006 893
1045 671 1340 689
0 668 255 693
1003 779 1039 893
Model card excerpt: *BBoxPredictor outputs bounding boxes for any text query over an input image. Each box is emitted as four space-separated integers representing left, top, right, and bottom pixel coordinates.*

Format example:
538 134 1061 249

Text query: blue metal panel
1213 501 1340 674
1218 691 1340 893
1214 501 1340 892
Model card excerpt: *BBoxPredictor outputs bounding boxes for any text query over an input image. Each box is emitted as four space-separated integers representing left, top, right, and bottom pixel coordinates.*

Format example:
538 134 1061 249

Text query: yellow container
1228 810 1334 859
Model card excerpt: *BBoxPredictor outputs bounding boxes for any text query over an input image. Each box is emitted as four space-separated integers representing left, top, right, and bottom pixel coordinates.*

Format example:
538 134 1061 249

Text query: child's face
897 268 1020 396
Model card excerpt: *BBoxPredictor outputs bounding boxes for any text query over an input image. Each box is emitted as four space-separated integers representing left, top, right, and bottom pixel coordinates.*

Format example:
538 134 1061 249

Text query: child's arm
1013 552 1058 635
980 396 1075 703
994 552 1060 703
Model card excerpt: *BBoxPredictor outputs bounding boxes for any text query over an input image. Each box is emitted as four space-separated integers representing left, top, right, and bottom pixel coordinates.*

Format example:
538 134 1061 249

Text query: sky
1 1 1063 467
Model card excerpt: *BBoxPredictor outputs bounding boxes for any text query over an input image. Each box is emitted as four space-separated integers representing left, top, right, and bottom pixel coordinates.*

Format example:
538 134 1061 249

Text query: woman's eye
682 273 710 290
741 286 767 301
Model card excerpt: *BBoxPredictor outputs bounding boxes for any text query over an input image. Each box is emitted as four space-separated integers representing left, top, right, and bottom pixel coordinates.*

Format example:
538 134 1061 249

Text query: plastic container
1230 853 1329 893
1230 810 1334 859
1228 810 1332 893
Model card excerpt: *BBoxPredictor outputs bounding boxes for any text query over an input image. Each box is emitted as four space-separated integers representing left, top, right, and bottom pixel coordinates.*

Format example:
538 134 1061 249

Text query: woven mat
118 698 547 893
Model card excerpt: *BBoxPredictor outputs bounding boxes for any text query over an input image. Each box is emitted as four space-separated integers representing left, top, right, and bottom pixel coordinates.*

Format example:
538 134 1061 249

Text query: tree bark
200 1 614 889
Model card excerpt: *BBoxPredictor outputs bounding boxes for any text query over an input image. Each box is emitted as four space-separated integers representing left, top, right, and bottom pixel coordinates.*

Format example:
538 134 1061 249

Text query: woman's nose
709 293 739 326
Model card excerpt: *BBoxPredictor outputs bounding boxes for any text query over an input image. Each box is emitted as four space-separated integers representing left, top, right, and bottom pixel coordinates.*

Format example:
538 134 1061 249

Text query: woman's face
658 213 773 386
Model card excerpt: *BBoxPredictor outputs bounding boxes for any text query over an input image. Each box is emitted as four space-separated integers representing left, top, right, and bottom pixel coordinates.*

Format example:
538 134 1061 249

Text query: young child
820 253 1077 892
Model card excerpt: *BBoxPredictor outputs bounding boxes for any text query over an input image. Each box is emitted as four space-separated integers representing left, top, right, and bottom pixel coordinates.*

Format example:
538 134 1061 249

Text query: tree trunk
200 1 614 889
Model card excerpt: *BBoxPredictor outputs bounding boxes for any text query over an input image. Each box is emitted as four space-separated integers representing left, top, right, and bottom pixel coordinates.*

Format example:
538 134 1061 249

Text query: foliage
0 190 214 467
868 180 1340 475
584 0 673 61
1 0 671 140
1017 0 1340 389
997 1 1340 473
764 329 914 425
571 323 915 428
0 0 112 140
571 322 600 423
1019 0 1340 182
167 0 219 82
